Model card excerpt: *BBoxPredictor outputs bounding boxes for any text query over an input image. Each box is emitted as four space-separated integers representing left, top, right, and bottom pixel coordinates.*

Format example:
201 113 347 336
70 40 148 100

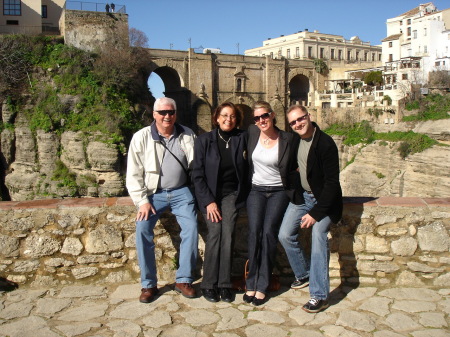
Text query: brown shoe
175 283 196 298
139 287 158 303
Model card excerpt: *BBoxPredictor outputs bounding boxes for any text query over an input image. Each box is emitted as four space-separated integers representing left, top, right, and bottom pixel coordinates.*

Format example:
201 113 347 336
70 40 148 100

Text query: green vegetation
383 95 392 106
52 160 78 194
313 58 328 75
367 108 383 118
0 35 149 145
325 121 438 159
372 171 385 179
363 71 383 86
403 94 450 121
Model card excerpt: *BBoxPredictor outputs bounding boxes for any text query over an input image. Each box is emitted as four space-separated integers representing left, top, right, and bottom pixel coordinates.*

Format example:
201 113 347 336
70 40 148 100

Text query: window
400 20 403 25
320 47 324 58
287 49 290 58
6 20 18 25
364 52 368 61
42 5 47 18
372 53 375 61
3 0 21 16
278 49 282 58
424 28 427 36
402 73 408 80
270 52 273 59
308 46 313 58
424 45 427 53
347 50 351 60
389 54 393 62
413 30 417 39
389 42 393 47
435 61 440 66
407 27 411 36
407 19 411 24
378 54 382 61
331 49 335 59
356 51 359 60
295 47 299 57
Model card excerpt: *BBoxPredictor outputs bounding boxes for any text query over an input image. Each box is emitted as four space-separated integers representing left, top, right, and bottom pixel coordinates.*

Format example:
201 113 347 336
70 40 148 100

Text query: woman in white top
244 101 301 305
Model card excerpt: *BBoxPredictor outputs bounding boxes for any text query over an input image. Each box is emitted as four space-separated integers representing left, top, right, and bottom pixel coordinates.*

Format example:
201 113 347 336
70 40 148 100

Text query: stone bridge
142 48 324 133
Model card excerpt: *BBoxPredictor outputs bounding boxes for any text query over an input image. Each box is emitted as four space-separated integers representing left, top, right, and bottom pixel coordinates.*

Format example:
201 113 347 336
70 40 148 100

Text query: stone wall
0 197 448 288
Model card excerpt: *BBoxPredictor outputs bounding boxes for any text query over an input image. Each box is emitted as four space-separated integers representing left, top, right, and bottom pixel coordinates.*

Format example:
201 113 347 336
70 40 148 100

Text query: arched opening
148 73 165 99
236 104 253 130
289 74 310 106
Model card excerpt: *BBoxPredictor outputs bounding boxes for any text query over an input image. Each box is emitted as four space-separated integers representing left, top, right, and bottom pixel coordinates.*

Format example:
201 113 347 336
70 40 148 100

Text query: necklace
262 137 271 145
218 129 231 149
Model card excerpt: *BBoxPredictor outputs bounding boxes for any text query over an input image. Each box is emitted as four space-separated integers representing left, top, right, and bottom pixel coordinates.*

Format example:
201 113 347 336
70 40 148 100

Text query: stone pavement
0 282 448 337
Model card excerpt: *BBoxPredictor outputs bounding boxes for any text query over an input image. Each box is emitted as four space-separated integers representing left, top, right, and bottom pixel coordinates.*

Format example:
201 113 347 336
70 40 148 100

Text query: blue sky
117 0 449 97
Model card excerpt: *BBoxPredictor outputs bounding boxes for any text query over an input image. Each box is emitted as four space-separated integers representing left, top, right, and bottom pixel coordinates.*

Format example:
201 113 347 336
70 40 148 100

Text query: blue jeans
278 192 331 300
135 186 198 288
246 185 289 294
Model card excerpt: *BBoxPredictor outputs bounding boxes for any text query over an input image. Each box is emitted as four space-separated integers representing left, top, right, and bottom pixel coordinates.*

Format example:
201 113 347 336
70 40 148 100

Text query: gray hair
154 97 177 111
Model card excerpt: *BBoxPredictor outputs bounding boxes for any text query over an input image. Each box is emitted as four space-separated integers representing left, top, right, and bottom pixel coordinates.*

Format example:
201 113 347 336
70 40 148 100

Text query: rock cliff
338 119 450 197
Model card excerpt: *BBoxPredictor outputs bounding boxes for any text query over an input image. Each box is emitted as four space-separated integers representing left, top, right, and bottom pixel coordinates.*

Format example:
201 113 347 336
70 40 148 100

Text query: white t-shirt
252 140 282 186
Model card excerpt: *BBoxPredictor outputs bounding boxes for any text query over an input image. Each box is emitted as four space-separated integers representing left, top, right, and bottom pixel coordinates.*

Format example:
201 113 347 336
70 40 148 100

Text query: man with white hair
126 97 198 303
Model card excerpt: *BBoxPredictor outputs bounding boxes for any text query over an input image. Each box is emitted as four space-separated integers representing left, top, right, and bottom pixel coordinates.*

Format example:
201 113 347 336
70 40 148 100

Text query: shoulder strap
160 140 189 176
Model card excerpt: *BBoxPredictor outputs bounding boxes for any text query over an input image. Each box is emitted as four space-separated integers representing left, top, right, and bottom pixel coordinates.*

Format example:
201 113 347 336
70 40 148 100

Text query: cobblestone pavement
0 282 448 337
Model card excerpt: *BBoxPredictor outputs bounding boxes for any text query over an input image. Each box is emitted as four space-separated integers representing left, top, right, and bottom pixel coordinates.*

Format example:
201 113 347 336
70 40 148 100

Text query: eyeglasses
219 114 237 120
253 112 271 123
289 114 309 127
156 110 176 116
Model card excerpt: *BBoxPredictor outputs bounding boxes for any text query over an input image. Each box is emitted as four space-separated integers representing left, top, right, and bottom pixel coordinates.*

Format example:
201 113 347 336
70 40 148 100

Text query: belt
305 190 314 194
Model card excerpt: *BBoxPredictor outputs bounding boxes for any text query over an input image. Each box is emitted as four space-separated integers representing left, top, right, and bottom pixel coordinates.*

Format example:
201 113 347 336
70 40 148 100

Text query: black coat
192 128 249 213
303 122 343 224
247 124 302 204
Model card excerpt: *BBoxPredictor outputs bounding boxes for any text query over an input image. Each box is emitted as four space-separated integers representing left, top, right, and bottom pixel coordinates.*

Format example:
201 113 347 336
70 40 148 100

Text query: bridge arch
288 69 315 106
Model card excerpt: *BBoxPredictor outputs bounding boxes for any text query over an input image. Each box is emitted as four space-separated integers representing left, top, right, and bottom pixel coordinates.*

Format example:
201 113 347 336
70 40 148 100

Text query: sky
116 0 450 98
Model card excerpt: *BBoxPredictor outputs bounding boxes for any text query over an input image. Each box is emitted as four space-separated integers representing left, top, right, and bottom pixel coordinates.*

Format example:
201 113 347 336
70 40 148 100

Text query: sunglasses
253 112 271 123
289 114 309 127
156 110 176 116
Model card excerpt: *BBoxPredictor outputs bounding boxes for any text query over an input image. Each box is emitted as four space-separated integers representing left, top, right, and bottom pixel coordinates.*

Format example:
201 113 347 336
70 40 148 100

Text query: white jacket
126 122 196 207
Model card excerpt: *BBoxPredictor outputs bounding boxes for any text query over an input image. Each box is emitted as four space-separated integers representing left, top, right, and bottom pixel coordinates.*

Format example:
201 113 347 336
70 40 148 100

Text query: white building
245 29 382 62
382 2 450 101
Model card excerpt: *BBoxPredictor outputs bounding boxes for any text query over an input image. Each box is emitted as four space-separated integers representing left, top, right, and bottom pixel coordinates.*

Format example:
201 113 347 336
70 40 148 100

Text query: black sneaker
220 288 233 302
302 298 329 313
202 288 219 302
291 277 309 289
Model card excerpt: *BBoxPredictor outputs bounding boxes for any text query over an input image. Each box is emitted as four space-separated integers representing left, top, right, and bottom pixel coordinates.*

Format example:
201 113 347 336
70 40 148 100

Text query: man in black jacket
279 105 343 313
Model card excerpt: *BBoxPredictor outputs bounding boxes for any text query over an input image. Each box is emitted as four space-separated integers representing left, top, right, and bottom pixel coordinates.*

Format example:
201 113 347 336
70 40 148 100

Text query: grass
403 94 450 121
325 121 438 159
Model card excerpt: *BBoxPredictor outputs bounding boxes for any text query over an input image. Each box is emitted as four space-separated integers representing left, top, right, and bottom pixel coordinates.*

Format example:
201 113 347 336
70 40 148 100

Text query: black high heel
243 293 255 303
252 295 267 306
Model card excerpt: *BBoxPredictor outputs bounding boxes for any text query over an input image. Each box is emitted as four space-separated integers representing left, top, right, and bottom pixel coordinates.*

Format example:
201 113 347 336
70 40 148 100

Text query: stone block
0 234 19 257
23 234 61 258
365 235 389 253
61 237 84 256
396 271 425 286
391 237 417 256
85 224 123 253
417 222 449 252
72 266 98 279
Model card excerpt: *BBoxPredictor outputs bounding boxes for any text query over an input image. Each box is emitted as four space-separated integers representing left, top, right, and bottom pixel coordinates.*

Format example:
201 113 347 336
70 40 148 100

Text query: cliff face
337 119 450 198
1 101 126 201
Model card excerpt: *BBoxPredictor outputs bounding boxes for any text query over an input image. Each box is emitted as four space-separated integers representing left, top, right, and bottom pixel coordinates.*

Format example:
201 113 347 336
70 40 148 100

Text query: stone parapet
0 197 448 288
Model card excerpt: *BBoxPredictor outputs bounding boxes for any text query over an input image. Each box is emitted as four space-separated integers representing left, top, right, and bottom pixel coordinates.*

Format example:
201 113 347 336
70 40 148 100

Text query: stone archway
193 98 212 135
289 74 310 106
147 65 193 129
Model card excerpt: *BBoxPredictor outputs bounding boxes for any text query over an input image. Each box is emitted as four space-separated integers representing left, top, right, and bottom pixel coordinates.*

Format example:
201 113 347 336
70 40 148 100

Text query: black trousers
201 192 238 289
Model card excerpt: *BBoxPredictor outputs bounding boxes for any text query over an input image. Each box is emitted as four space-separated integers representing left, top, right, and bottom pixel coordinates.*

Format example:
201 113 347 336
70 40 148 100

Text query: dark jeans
201 192 238 289
246 185 289 293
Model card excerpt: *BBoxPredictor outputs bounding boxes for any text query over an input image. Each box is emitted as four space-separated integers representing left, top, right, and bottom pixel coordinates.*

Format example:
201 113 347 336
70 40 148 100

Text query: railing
65 1 126 13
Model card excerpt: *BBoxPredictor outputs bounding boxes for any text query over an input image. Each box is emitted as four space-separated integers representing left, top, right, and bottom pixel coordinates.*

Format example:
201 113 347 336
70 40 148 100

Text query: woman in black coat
244 101 300 306
192 102 248 303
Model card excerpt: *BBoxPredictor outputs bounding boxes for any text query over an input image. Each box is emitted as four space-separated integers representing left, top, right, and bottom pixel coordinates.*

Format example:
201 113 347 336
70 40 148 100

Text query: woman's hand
300 213 316 228
206 202 222 223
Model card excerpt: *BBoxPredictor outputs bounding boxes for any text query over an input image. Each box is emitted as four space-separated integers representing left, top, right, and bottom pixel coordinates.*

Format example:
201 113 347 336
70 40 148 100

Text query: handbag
232 259 281 292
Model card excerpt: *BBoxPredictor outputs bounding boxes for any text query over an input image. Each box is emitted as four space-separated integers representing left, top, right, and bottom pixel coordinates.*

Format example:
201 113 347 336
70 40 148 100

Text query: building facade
245 29 382 64
0 0 65 35
382 2 450 101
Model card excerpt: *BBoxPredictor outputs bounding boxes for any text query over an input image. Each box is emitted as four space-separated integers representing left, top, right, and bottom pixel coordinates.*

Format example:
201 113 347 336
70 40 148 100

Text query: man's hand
136 203 156 221
206 202 222 223
300 213 316 229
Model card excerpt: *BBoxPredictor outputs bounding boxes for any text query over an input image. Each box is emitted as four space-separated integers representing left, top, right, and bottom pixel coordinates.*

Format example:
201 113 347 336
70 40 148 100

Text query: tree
313 59 328 75
363 71 383 86
129 28 149 48
428 70 450 88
